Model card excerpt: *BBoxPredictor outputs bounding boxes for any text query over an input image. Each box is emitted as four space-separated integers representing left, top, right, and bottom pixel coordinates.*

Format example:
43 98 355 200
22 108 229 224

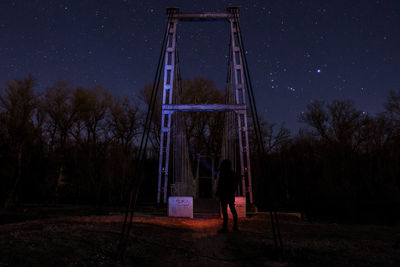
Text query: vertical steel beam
229 10 253 203
157 12 178 204
157 7 254 204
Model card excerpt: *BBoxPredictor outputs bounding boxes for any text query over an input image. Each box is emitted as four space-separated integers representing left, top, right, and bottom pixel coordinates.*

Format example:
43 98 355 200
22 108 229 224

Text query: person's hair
220 159 232 174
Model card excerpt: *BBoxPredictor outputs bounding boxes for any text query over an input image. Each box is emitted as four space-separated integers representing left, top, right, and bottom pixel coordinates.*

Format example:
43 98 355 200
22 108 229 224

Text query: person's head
220 159 232 173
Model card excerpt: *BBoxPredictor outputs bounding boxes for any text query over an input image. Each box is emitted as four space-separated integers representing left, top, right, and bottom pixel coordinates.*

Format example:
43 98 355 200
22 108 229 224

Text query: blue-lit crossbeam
162 104 246 113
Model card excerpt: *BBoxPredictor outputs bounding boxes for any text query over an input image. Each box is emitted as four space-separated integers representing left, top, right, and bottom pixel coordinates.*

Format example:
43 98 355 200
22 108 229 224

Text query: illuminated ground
0 211 399 266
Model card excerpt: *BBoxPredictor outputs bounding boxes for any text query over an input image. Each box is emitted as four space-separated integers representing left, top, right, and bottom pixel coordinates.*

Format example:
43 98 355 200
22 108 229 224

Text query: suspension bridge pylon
157 7 254 206
117 7 282 258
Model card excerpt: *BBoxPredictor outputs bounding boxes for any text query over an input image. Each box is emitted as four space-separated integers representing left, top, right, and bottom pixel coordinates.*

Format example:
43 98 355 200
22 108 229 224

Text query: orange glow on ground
47 212 279 237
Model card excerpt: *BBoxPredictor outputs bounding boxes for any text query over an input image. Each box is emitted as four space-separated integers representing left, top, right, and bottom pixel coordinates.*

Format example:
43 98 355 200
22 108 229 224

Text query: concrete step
194 198 219 214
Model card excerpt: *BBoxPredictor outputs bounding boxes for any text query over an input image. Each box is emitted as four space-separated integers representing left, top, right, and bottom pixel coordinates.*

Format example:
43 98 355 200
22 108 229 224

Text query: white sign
168 196 193 218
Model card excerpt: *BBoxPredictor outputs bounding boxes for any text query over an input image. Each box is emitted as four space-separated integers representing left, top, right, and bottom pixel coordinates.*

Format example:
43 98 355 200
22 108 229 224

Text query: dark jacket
216 169 240 201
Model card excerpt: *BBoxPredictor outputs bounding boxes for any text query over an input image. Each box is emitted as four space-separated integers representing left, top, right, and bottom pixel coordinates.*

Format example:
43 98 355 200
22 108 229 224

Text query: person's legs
219 200 228 232
228 198 238 231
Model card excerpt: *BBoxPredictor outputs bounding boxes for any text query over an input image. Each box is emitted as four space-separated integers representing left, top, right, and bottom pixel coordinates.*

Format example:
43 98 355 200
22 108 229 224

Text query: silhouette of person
216 159 239 233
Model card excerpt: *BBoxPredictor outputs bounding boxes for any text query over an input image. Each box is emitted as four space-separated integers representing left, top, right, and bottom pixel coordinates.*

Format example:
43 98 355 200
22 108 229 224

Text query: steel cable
232 10 283 249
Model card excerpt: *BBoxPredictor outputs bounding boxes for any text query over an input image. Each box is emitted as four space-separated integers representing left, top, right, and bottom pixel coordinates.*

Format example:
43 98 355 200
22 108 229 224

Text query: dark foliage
253 98 400 224
0 77 140 207
1 75 399 223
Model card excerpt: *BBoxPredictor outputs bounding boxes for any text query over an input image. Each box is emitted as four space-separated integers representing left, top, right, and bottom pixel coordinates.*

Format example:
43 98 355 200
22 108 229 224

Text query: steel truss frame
156 7 254 204
117 8 282 259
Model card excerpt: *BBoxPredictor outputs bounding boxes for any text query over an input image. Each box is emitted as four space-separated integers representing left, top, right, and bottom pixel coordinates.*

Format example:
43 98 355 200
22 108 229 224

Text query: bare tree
71 86 111 145
68 86 111 202
300 100 331 142
385 89 400 132
300 100 366 151
107 95 140 148
0 75 37 207
43 81 76 199
106 95 140 201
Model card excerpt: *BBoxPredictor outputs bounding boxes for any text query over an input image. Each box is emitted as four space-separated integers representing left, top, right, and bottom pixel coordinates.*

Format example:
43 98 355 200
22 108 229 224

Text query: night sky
1 0 399 131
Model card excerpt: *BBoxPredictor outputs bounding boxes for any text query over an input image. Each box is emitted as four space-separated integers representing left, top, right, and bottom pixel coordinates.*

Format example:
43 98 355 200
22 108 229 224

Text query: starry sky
0 0 399 132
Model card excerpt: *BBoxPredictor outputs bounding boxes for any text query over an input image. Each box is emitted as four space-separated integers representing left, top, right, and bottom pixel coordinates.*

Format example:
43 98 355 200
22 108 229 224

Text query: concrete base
221 196 246 218
246 202 258 215
168 196 193 218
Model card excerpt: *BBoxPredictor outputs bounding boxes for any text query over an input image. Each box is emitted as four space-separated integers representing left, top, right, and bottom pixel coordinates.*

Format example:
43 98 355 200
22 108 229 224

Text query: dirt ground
0 209 399 266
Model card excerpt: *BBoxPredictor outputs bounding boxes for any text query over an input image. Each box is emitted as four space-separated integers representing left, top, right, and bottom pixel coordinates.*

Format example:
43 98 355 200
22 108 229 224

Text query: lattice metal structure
118 8 282 257
157 7 253 204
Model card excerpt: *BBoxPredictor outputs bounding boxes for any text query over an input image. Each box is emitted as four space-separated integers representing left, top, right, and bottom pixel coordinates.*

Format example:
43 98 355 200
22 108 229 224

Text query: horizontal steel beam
162 104 247 112
172 13 233 22
166 7 239 22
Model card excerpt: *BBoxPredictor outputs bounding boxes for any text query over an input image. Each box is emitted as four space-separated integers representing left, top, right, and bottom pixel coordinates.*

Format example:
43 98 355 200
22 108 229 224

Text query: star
0 0 398 133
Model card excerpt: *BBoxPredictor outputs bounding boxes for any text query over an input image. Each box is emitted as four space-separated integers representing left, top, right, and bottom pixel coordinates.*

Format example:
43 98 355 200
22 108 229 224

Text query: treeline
1 75 399 223
0 76 225 207
0 76 141 206
253 96 400 223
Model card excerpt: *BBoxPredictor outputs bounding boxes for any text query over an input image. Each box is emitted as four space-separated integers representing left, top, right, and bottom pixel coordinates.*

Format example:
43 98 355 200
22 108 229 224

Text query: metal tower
157 7 253 204
117 8 282 257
